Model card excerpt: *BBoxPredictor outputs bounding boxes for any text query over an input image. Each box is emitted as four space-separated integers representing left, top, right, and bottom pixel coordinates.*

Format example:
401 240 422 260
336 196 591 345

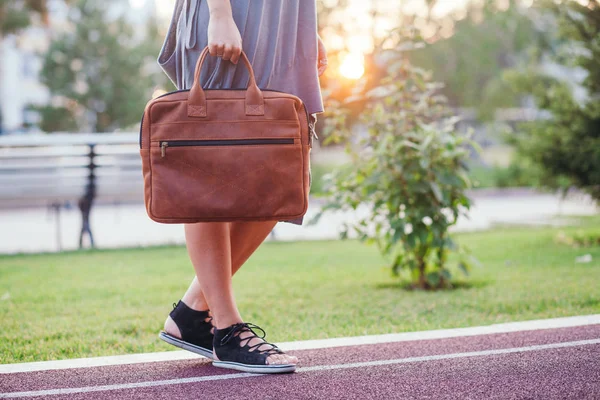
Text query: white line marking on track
298 338 600 372
1 338 599 399
284 314 600 351
1 314 599 374
0 373 258 399
0 351 202 374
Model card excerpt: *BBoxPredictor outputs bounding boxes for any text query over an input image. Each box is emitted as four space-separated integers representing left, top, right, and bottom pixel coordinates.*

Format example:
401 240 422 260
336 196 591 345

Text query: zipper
160 138 294 157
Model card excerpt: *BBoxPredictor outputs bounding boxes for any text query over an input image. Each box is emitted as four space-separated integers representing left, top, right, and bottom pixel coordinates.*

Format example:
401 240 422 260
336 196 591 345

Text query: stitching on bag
188 105 206 116
246 105 264 115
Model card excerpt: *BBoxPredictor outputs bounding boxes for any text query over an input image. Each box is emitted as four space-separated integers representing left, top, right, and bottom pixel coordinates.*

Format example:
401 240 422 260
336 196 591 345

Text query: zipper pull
161 142 168 157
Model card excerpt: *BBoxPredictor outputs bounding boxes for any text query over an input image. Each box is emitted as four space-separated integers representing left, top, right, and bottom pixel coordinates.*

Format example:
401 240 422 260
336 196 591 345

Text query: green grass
1 217 599 364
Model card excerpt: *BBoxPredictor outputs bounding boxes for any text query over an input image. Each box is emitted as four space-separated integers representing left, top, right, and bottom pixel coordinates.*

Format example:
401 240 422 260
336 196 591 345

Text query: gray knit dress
157 0 323 226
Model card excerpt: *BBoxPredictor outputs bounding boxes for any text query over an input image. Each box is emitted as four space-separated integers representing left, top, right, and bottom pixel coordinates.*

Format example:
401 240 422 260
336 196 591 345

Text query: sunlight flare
339 52 365 80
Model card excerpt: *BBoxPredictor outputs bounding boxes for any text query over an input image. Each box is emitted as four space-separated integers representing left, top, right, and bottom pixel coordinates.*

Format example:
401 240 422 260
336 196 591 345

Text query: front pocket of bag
149 141 307 220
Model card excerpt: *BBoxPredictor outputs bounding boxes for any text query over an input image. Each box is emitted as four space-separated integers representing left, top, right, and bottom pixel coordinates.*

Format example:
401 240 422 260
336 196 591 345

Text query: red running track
1 324 599 399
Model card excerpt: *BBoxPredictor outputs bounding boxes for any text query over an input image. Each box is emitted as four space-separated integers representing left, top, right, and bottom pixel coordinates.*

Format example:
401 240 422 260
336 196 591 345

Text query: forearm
206 0 232 18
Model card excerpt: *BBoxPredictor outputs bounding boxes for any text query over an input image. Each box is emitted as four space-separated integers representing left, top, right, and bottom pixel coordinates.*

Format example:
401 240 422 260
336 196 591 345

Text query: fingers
208 42 222 57
317 36 328 76
318 60 327 76
318 57 328 76
222 44 233 61
208 43 242 64
230 45 242 64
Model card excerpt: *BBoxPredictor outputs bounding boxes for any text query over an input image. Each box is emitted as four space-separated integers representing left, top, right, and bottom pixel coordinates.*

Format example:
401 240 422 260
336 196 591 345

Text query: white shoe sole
212 360 296 374
158 331 214 360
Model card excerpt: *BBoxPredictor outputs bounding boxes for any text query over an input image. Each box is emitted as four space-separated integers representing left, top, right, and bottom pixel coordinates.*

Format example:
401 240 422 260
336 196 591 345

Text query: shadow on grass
375 279 491 292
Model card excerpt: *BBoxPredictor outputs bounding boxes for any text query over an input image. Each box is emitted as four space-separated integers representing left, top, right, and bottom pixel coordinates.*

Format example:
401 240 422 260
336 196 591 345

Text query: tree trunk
418 257 426 289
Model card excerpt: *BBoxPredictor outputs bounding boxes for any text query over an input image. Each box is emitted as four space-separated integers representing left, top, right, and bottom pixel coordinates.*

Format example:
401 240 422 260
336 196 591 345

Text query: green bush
309 34 479 290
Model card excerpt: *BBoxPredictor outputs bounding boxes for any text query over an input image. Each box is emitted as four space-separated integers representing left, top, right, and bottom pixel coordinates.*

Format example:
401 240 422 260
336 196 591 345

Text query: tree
35 0 169 132
310 30 478 290
316 0 545 149
409 0 545 119
506 0 600 201
0 0 52 133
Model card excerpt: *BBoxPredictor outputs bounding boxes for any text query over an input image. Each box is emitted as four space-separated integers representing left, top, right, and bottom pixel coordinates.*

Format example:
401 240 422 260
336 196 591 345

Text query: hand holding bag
140 46 312 223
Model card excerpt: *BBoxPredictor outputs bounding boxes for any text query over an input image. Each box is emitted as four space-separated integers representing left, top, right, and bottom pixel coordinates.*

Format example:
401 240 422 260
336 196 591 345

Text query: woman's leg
165 220 279 331
182 221 241 328
167 220 296 365
178 220 279 312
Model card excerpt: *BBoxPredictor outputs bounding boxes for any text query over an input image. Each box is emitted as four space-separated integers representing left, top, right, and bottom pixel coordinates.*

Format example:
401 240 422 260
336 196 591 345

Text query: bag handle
187 46 265 117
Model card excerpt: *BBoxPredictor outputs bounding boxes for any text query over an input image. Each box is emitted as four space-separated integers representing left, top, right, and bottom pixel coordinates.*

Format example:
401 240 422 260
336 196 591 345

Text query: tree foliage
35 0 168 132
0 0 49 34
506 0 600 201
311 32 478 290
409 0 544 119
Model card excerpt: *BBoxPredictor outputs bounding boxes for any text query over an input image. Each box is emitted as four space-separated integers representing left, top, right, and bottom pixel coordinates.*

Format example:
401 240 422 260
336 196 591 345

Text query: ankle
179 298 210 312
214 317 244 330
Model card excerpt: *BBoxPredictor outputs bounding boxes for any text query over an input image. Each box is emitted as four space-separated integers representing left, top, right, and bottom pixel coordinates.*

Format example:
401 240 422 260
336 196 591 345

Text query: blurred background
0 0 598 253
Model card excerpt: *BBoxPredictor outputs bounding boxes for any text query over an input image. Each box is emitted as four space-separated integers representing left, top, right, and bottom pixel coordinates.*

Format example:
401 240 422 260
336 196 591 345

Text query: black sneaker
212 322 296 374
158 300 215 359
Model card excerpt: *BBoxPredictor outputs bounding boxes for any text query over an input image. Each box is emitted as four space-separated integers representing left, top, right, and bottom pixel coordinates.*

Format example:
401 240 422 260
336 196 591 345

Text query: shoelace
220 322 283 355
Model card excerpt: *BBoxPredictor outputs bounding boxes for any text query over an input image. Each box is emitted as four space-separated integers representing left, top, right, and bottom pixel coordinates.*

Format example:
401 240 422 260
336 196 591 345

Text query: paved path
1 316 599 399
0 190 597 254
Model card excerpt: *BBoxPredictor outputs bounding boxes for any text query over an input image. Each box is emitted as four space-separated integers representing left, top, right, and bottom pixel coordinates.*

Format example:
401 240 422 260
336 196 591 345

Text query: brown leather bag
140 46 312 223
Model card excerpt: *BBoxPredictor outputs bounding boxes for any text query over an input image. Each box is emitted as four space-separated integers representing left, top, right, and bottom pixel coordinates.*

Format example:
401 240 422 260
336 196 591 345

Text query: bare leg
183 221 241 328
166 220 296 365
165 220 279 330
176 220 279 312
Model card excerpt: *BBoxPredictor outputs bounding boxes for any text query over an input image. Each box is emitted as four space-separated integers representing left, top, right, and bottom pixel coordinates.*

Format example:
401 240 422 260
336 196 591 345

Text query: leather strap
188 46 265 117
